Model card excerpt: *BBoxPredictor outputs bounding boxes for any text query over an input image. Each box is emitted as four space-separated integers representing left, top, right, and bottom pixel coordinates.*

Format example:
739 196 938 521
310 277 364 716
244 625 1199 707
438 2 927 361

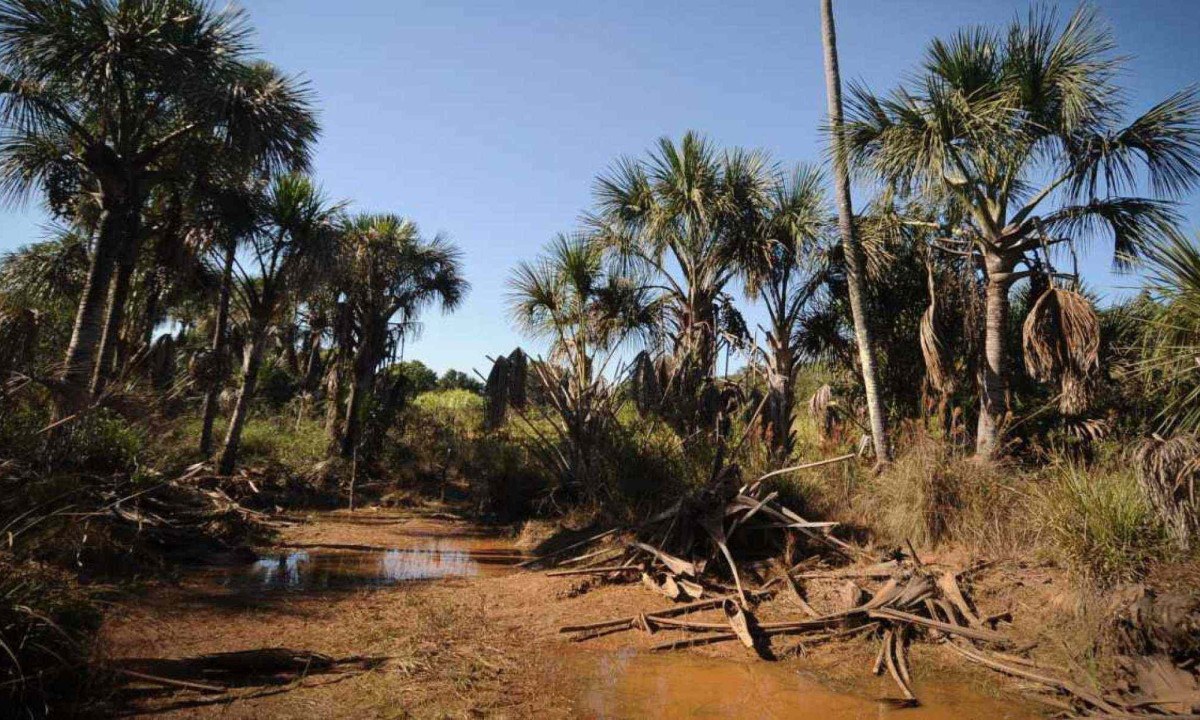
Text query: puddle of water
215 537 523 591
572 649 1039 719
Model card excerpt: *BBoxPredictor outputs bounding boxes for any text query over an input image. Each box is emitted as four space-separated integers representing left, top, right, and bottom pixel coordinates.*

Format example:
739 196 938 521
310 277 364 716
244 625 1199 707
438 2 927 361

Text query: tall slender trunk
820 0 891 463
340 347 375 459
141 272 160 350
90 217 141 396
200 240 236 456
217 335 263 475
59 207 126 412
975 255 1015 459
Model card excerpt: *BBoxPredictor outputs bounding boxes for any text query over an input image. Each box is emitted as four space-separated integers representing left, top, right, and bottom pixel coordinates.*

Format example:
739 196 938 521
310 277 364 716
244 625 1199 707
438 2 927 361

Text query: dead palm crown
843 5 1200 458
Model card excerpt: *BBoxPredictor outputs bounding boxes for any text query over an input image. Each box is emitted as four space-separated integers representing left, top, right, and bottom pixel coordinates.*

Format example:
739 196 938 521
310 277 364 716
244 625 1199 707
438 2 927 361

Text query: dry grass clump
1 553 101 716
856 438 1020 551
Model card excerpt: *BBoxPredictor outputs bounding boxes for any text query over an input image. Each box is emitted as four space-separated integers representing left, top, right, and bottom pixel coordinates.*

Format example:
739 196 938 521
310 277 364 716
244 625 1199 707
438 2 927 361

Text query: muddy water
572 649 1038 719
198 514 1037 718
207 520 525 592
215 539 524 591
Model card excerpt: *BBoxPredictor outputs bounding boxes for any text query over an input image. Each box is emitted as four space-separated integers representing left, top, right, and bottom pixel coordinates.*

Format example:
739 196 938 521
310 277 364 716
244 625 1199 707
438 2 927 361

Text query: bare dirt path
101 508 1043 718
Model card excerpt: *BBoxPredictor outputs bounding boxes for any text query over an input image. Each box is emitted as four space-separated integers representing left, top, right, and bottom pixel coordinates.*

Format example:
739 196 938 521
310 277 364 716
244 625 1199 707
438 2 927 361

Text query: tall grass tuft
1033 461 1168 585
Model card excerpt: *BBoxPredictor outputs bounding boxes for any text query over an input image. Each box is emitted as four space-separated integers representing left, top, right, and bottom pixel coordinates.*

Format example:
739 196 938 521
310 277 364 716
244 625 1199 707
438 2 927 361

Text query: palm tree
820 0 892 463
0 1 317 411
507 232 658 493
216 173 338 474
333 214 468 459
843 6 1200 459
195 169 266 456
591 132 772 434
743 165 829 461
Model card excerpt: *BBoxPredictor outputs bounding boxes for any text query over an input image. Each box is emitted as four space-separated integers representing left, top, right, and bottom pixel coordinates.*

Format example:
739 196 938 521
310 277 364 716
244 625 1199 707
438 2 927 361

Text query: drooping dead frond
808 384 836 440
630 350 661 416
1022 287 1101 415
1135 434 1200 549
147 334 177 390
188 349 231 393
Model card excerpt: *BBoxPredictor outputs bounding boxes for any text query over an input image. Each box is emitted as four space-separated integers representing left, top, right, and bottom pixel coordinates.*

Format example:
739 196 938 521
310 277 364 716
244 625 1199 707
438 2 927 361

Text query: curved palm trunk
975 255 1016 459
217 335 264 475
59 207 127 412
200 240 236 456
821 0 891 462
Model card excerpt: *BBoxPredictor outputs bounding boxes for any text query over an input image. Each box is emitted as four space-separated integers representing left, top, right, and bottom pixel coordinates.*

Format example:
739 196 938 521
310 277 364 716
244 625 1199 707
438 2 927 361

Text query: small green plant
1034 461 1168 585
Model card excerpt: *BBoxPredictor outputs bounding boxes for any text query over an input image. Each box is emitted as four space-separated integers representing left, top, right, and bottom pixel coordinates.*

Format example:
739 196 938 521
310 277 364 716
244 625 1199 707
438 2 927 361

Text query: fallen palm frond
548 526 1198 717
1022 287 1101 416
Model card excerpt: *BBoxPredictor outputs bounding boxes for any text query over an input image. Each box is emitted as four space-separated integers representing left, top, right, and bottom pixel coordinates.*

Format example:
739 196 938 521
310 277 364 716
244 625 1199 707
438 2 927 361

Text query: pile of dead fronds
531 451 1198 717
1 462 271 573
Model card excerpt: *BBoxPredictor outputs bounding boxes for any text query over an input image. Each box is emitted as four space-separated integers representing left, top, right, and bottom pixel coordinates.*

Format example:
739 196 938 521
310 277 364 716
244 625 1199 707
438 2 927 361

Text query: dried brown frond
1022 288 1101 415
1135 434 1200 549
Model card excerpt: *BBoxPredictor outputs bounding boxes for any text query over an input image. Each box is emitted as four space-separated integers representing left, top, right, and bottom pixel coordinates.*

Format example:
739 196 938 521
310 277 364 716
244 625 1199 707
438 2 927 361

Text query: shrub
0 401 142 473
255 364 298 410
1033 460 1168 585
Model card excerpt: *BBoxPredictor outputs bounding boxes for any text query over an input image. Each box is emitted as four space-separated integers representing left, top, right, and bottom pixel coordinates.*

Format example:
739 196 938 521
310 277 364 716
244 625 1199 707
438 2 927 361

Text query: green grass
1033 460 1168 585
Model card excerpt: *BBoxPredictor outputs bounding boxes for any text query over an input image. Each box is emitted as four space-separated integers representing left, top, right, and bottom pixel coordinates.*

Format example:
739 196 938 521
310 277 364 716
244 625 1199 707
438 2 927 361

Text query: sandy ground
99 508 1047 719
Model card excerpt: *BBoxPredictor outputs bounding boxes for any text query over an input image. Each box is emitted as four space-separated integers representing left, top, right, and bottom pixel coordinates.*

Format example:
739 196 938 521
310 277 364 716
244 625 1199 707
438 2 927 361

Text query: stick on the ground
117 668 227 694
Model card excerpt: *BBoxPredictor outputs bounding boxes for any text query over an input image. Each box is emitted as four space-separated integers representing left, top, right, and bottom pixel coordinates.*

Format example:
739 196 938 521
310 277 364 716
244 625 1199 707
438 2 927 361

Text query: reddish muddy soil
101 508 1045 718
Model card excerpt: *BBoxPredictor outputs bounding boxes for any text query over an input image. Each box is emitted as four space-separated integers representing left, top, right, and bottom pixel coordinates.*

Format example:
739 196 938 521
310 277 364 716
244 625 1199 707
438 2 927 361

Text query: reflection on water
220 538 522 591
575 649 1038 720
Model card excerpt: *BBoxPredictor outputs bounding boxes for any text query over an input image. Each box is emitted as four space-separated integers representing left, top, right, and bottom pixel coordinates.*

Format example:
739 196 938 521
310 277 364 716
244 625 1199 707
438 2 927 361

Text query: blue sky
2 0 1198 374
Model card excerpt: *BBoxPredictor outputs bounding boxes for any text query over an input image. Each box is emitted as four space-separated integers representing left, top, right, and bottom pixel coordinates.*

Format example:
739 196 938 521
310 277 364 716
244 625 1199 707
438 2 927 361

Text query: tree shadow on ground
109 648 388 716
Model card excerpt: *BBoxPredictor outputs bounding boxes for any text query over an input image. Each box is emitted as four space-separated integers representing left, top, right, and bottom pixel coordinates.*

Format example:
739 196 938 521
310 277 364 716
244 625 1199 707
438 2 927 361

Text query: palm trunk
340 348 374 459
765 340 795 462
217 335 263 475
301 332 324 392
200 240 236 456
821 0 891 462
59 207 126 412
325 361 343 443
90 223 141 396
975 256 1014 459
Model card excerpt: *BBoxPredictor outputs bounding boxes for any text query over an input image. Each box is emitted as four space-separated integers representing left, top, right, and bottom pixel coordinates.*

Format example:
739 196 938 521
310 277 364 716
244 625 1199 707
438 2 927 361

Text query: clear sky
1 0 1197 374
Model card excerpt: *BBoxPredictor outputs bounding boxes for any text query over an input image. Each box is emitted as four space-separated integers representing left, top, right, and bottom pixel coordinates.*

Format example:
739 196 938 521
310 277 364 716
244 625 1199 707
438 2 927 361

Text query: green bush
1033 461 1168 585
238 415 327 468
255 364 298 410
0 401 142 473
